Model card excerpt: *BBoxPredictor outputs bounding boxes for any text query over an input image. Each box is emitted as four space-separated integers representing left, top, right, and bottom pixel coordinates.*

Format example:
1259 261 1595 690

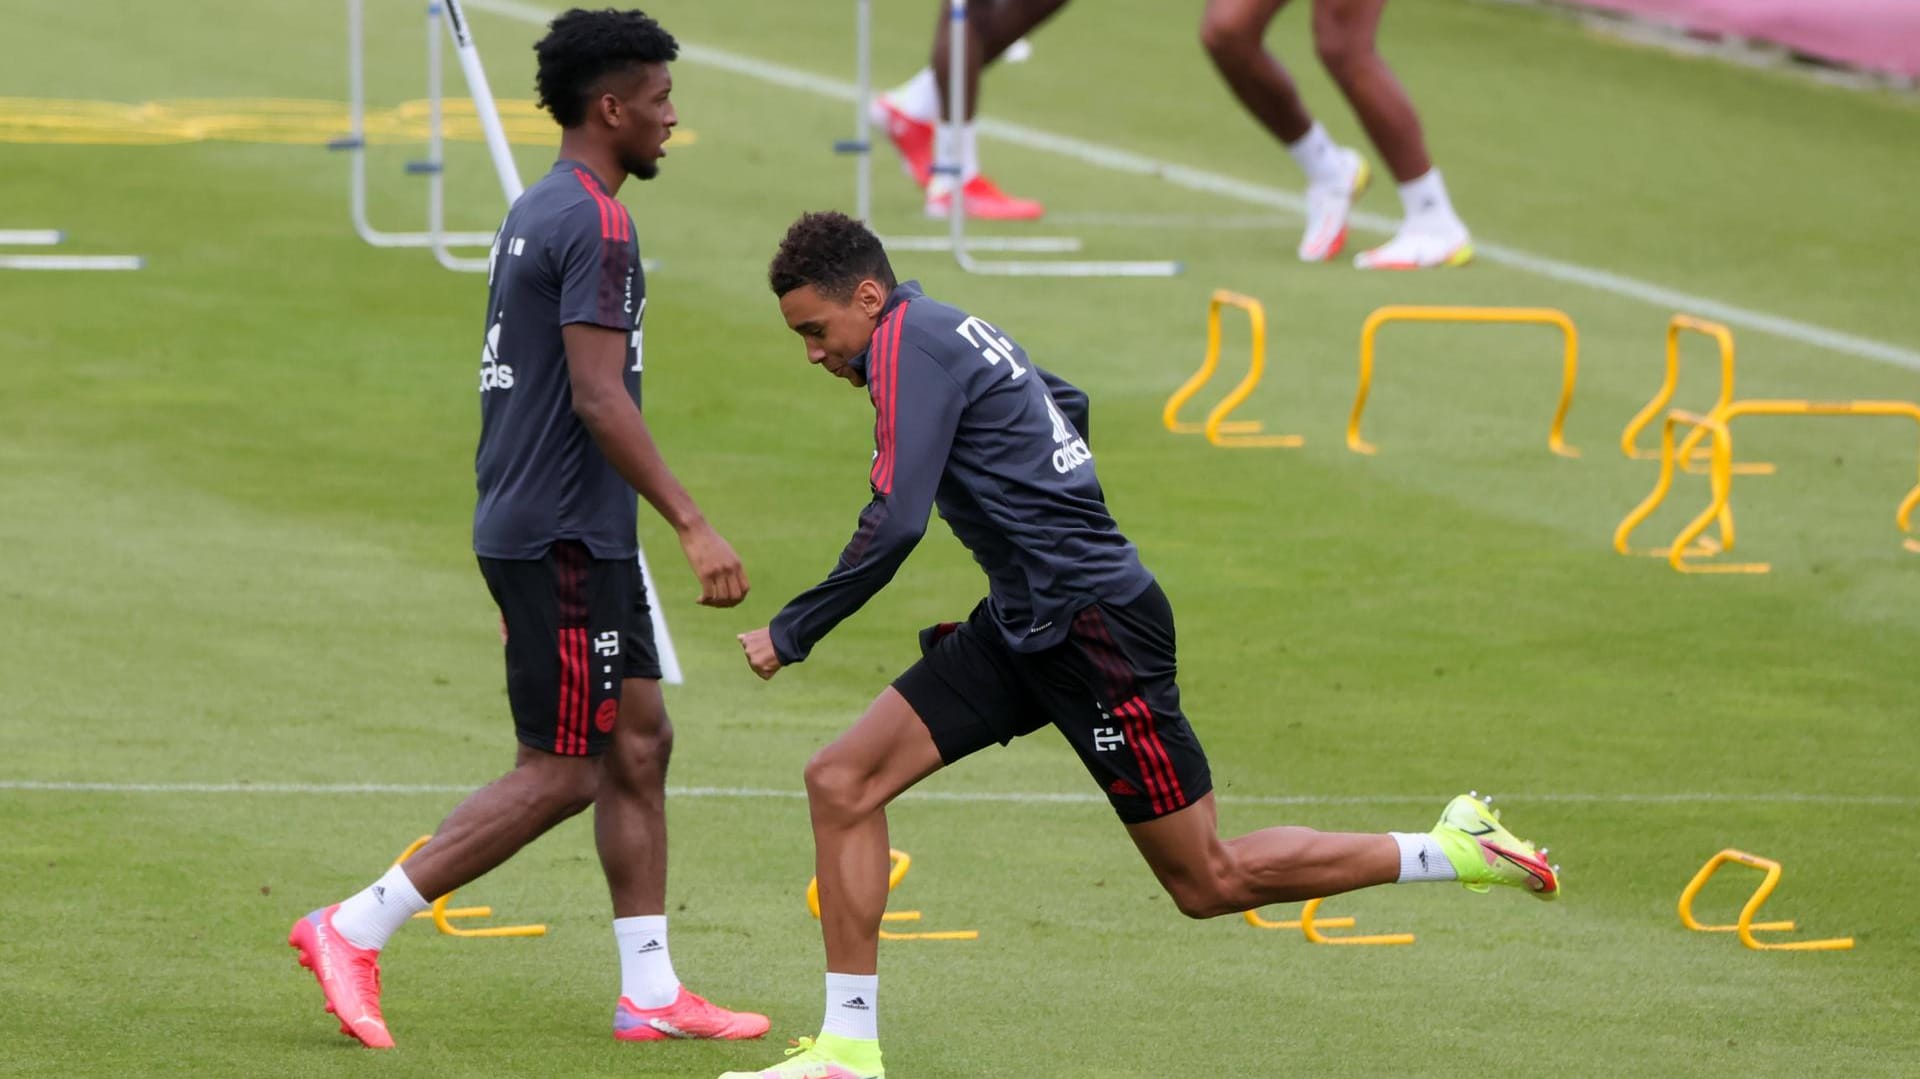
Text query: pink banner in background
1565 0 1920 78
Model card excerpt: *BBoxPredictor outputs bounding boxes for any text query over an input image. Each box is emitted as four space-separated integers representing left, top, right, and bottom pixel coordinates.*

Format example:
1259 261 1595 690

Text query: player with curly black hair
726 211 1559 1078
289 7 768 1051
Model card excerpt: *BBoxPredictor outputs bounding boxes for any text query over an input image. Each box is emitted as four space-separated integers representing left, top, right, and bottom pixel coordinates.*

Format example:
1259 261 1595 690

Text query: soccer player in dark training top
726 212 1561 1079
289 8 767 1050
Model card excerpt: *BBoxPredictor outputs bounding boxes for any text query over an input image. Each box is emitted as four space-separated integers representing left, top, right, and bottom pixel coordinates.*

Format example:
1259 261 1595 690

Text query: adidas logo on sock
637 938 663 954
842 996 870 1011
372 885 386 904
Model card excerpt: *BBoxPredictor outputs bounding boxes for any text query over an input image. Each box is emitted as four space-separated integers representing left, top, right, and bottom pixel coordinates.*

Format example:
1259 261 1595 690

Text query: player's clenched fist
737 627 782 680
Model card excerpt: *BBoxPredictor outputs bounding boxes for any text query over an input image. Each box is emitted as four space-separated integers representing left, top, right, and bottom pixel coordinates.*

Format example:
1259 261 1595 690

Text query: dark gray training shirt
770 281 1154 664
473 160 646 561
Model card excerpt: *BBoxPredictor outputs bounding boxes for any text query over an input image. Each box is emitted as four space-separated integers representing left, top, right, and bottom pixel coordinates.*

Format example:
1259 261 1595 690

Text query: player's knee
803 745 877 823
1199 7 1261 63
1313 25 1371 77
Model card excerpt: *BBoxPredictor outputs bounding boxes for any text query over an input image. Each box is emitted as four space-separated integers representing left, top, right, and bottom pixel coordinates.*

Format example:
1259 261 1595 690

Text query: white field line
1 780 1913 807
464 0 1920 374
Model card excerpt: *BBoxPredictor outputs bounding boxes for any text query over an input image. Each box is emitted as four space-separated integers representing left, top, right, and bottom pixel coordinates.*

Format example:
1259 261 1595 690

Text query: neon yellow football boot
718 1033 884 1079
1431 792 1560 900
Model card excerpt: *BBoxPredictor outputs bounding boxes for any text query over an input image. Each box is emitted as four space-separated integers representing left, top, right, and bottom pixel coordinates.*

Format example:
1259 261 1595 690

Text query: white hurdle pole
941 0 1181 277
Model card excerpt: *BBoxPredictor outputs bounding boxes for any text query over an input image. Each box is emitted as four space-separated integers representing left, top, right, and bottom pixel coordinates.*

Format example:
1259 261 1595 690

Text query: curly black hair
768 212 898 300
534 8 678 128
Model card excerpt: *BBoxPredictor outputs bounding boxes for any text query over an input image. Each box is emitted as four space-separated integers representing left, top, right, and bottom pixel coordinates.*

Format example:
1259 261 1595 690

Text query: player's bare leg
1125 791 1560 918
1201 0 1371 261
1126 793 1400 916
602 677 768 1041
806 688 946 974
722 688 944 1078
1311 0 1472 266
404 748 599 899
597 677 673 918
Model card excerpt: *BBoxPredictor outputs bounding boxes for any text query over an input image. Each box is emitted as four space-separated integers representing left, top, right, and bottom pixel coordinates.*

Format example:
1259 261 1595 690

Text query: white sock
331 864 429 951
821 972 879 1041
933 122 980 185
1396 168 1464 233
890 68 940 123
615 915 682 1008
1390 832 1458 883
1285 122 1346 188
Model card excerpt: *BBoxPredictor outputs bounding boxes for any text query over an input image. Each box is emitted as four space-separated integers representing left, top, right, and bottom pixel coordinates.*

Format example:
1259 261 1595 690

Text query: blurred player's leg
1201 0 1370 261
871 0 1067 220
1309 0 1473 268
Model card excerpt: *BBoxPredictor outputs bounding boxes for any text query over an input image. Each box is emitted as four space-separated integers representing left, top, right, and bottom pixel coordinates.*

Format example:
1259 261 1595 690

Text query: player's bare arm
563 322 748 607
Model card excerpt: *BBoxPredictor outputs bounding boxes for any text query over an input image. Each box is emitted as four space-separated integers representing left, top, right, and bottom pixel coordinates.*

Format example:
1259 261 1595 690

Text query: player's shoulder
519 166 630 239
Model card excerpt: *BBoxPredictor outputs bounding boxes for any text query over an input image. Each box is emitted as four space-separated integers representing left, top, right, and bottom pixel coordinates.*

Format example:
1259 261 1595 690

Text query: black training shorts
477 540 662 756
893 581 1213 824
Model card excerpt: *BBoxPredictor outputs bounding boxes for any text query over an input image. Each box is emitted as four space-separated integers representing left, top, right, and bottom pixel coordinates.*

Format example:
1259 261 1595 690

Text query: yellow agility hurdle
1613 409 1735 565
1662 400 1920 573
1678 849 1853 952
1620 315 1773 475
392 834 547 938
807 849 978 942
1242 898 1412 945
1162 289 1303 448
1347 306 1580 457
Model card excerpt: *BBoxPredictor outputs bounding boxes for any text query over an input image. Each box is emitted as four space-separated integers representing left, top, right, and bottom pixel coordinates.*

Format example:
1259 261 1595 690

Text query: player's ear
858 279 885 317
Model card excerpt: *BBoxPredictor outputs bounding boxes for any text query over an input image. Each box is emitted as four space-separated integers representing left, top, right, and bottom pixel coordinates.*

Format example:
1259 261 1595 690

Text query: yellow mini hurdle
1620 315 1774 475
1162 289 1303 448
806 848 978 942
1243 898 1413 946
1678 849 1853 952
1618 399 1920 573
1347 306 1580 457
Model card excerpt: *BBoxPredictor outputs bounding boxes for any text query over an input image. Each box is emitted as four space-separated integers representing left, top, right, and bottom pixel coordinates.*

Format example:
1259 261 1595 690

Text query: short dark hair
768 212 898 300
534 8 678 128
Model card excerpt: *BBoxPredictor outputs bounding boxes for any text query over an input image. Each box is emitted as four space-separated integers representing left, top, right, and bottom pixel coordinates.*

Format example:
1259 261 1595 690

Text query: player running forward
725 211 1557 1079
1201 0 1472 267
288 9 767 1050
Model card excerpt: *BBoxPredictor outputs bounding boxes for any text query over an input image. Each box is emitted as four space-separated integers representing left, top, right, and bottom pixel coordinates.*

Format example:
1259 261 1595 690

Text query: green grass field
3 0 1917 1075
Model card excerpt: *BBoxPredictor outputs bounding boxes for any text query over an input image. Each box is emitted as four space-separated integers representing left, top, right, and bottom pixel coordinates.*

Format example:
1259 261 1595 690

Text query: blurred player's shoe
288 904 394 1048
719 1034 885 1078
1298 149 1370 262
1354 222 1473 270
1430 792 1560 900
870 95 935 188
924 175 1045 221
614 987 771 1041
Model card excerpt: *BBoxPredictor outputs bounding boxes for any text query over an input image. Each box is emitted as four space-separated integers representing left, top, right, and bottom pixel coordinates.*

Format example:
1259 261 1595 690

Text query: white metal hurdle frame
330 0 523 273
838 0 1181 275
0 229 145 272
